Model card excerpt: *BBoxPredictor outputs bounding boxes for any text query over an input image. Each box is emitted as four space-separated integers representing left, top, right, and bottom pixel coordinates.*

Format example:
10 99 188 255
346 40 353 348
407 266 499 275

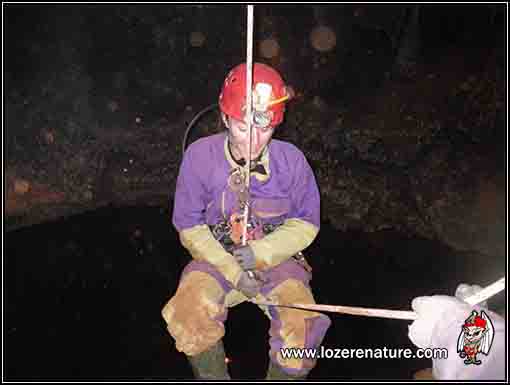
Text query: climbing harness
210 218 282 255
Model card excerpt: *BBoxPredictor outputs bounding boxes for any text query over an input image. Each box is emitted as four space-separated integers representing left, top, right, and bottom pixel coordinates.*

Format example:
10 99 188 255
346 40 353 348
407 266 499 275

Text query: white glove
409 284 505 380
408 282 489 349
408 295 471 349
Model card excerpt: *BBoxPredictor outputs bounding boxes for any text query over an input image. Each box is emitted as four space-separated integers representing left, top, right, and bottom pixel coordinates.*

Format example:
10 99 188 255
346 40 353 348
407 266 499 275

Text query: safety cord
181 103 219 161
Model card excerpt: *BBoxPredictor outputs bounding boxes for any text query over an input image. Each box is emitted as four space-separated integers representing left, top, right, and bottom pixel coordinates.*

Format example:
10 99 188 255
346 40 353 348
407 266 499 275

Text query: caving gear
182 103 218 160
186 339 231 380
161 269 229 357
174 132 319 274
165 95 329 376
210 216 281 256
233 245 257 271
219 62 290 128
236 270 262 298
178 223 244 288
162 259 331 377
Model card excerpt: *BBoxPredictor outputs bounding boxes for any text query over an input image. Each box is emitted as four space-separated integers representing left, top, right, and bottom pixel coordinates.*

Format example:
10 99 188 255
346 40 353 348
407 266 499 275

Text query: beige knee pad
161 271 227 356
266 279 324 371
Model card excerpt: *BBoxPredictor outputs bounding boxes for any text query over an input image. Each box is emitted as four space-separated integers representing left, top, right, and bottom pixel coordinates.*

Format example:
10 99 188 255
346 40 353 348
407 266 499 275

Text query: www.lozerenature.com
280 346 448 360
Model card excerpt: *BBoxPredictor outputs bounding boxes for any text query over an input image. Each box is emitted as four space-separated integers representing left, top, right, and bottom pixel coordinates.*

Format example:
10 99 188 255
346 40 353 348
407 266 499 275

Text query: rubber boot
187 340 231 380
265 360 307 381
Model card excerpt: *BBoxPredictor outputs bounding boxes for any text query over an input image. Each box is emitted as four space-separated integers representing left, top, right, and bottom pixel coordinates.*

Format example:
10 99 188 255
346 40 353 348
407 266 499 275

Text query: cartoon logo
457 310 495 365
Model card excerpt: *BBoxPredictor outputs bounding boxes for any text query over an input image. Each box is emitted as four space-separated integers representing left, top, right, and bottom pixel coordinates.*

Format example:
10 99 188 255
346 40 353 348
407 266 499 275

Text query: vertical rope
242 5 254 248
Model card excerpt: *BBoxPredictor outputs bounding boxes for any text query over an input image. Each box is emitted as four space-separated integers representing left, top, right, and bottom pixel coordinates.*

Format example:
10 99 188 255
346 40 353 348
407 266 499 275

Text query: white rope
242 5 254 248
464 277 506 306
252 300 419 320
251 277 505 321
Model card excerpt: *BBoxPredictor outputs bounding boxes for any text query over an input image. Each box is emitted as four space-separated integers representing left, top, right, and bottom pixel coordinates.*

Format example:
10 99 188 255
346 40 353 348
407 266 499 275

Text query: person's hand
233 245 256 271
408 295 471 349
236 271 262 298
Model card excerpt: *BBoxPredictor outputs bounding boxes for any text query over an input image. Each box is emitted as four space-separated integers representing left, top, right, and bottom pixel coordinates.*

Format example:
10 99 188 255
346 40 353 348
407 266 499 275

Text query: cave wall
4 4 506 258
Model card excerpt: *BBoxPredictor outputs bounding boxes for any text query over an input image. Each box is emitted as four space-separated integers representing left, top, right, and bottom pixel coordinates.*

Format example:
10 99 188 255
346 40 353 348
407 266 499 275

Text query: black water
4 206 505 381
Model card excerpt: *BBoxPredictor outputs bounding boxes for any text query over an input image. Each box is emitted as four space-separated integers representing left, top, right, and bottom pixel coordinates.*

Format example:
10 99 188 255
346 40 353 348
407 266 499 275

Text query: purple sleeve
172 144 209 231
289 150 321 229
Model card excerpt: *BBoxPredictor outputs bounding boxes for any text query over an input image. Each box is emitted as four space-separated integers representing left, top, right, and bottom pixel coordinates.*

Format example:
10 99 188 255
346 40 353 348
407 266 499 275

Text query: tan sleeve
179 224 243 286
247 218 319 270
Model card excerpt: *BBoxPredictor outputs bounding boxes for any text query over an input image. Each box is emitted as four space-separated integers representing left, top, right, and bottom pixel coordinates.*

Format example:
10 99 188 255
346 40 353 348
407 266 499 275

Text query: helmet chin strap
227 137 266 166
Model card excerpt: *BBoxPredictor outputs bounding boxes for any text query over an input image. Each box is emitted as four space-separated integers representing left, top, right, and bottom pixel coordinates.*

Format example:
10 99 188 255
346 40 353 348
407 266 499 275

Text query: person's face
224 114 275 160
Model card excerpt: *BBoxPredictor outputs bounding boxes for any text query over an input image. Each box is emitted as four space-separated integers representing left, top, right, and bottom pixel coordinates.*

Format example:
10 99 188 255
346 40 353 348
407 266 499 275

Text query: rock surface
5 5 505 260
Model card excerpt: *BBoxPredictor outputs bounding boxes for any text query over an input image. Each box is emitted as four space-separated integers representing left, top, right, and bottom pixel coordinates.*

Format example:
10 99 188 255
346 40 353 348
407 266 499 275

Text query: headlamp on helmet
219 62 290 128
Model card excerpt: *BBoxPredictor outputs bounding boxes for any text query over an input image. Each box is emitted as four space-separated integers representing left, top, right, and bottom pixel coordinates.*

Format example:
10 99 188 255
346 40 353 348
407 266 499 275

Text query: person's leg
161 260 233 379
186 339 230 380
258 259 331 379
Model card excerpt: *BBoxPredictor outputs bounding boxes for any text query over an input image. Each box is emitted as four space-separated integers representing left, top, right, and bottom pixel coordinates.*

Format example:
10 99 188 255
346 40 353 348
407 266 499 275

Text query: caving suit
161 131 331 377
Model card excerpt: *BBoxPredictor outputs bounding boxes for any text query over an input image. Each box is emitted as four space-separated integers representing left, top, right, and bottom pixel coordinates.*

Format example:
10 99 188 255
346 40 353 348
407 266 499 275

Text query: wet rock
320 162 432 237
410 140 505 257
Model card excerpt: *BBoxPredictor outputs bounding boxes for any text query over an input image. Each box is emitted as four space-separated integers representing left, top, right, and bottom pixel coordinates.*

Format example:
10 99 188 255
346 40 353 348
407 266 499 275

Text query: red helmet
219 62 289 127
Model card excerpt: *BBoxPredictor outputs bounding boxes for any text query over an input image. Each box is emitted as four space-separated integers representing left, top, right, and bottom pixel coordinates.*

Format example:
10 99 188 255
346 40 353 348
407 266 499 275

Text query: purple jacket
172 131 320 232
